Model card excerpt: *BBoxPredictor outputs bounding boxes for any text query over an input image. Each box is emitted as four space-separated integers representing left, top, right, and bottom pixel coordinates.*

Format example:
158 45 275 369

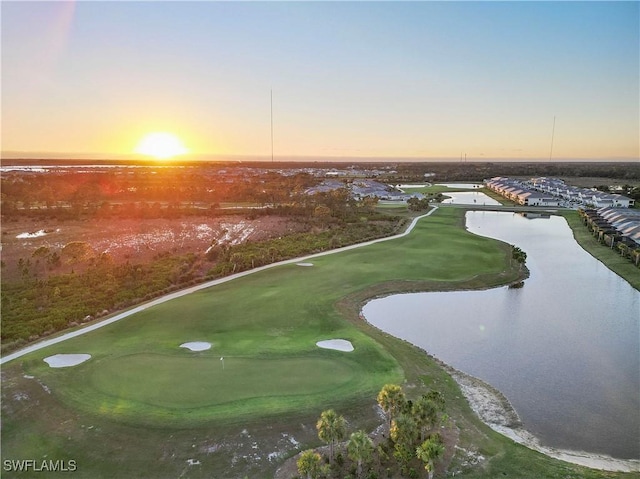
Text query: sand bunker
316 339 354 352
296 262 314 267
180 342 212 352
44 354 91 368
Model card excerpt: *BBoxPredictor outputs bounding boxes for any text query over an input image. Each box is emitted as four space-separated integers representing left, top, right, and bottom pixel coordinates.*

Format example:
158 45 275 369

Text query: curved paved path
1 207 439 365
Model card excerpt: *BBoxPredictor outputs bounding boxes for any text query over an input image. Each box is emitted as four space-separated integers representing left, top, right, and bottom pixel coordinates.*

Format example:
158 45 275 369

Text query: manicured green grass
58 354 362 424
3 206 634 478
17 208 509 427
562 210 640 291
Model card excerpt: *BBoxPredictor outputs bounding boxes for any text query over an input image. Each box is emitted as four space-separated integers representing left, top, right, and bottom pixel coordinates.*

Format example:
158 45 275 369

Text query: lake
441 191 502 206
363 210 640 459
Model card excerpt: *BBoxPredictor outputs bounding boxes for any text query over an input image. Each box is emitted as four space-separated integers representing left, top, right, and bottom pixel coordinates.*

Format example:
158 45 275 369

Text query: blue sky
2 1 638 161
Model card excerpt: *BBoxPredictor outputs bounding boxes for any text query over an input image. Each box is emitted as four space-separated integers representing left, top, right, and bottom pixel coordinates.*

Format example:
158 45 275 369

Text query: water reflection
363 211 639 459
440 191 502 206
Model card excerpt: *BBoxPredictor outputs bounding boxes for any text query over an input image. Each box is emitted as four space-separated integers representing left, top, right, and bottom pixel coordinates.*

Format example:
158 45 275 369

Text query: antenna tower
549 115 556 161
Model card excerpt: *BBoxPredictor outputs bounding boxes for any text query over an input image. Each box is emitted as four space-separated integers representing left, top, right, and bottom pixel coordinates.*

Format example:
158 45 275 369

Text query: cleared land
1 206 636 478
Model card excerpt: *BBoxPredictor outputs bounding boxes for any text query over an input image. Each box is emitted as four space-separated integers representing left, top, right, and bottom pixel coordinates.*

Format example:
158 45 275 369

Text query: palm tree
424 390 445 411
316 409 346 464
377 384 406 431
412 395 438 442
297 450 324 479
390 413 418 446
416 435 445 479
347 430 374 479
413 391 446 441
390 413 418 474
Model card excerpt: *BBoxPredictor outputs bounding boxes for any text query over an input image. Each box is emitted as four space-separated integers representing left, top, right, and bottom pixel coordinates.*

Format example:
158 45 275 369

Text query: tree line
383 161 640 184
0 168 319 220
296 384 448 479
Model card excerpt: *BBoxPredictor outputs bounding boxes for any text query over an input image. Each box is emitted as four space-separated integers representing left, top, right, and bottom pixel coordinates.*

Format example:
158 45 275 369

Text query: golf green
88 354 355 408
48 353 364 424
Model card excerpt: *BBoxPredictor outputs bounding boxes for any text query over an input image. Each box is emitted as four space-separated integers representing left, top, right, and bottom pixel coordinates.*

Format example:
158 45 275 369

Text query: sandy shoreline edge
439 361 639 473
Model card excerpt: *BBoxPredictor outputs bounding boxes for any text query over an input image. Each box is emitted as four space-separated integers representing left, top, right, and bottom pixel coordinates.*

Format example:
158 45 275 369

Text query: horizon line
2 152 638 163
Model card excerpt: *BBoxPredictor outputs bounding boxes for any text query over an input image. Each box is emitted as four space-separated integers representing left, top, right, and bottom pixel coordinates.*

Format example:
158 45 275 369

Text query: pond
436 183 484 189
363 211 639 459
441 191 502 206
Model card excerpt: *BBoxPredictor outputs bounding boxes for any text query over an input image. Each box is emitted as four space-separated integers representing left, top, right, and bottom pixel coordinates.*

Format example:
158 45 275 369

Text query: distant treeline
1 169 320 219
3 162 638 219
384 161 640 183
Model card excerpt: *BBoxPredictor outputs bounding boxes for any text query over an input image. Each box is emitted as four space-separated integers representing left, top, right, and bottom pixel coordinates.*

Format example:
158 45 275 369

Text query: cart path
1 208 439 364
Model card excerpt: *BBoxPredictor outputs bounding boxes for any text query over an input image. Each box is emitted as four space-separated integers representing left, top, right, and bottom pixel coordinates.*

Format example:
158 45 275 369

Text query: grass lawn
562 210 640 291
2 207 636 478
13 207 504 426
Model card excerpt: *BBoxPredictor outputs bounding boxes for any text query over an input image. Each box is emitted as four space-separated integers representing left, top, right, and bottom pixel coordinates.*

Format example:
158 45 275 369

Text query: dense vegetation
299 385 448 479
1 207 404 354
382 161 640 188
0 167 319 220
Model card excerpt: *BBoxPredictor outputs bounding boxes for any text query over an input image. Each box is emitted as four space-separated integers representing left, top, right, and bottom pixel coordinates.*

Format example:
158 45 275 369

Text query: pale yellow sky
2 2 638 161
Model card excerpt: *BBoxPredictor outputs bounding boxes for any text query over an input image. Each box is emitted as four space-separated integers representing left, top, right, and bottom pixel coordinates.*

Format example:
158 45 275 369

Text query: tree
32 245 51 278
313 204 331 218
390 413 419 473
347 430 374 479
424 390 445 411
416 434 445 479
61 241 95 264
316 409 346 464
412 396 438 442
297 450 324 479
361 196 379 212
377 384 406 431
390 413 418 446
413 390 446 441
407 196 430 211
511 245 527 266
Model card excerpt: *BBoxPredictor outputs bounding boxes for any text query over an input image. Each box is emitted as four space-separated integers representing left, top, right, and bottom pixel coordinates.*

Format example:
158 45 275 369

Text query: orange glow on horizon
134 132 189 160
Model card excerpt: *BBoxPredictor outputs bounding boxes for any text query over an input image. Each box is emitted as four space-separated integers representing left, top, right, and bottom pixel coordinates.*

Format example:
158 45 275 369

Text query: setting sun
134 132 189 159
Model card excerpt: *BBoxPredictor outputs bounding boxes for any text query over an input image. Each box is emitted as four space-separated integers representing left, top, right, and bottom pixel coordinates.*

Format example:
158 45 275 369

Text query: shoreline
362 310 639 473
440 361 640 473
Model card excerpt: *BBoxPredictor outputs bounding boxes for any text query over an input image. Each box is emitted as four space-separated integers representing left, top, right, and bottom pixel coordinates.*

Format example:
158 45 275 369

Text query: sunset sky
2 1 638 161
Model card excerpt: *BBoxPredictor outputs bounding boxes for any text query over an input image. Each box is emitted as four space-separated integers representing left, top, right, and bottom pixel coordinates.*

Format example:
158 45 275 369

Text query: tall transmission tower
549 115 556 161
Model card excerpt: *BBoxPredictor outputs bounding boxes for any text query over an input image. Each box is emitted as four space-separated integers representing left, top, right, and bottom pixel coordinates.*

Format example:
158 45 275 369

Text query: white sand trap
44 354 91 368
180 341 212 352
316 339 354 352
296 262 314 267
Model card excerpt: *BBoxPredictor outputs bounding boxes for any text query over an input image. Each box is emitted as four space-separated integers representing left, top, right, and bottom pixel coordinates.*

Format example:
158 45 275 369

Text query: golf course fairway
7 207 627 478
10 208 512 424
